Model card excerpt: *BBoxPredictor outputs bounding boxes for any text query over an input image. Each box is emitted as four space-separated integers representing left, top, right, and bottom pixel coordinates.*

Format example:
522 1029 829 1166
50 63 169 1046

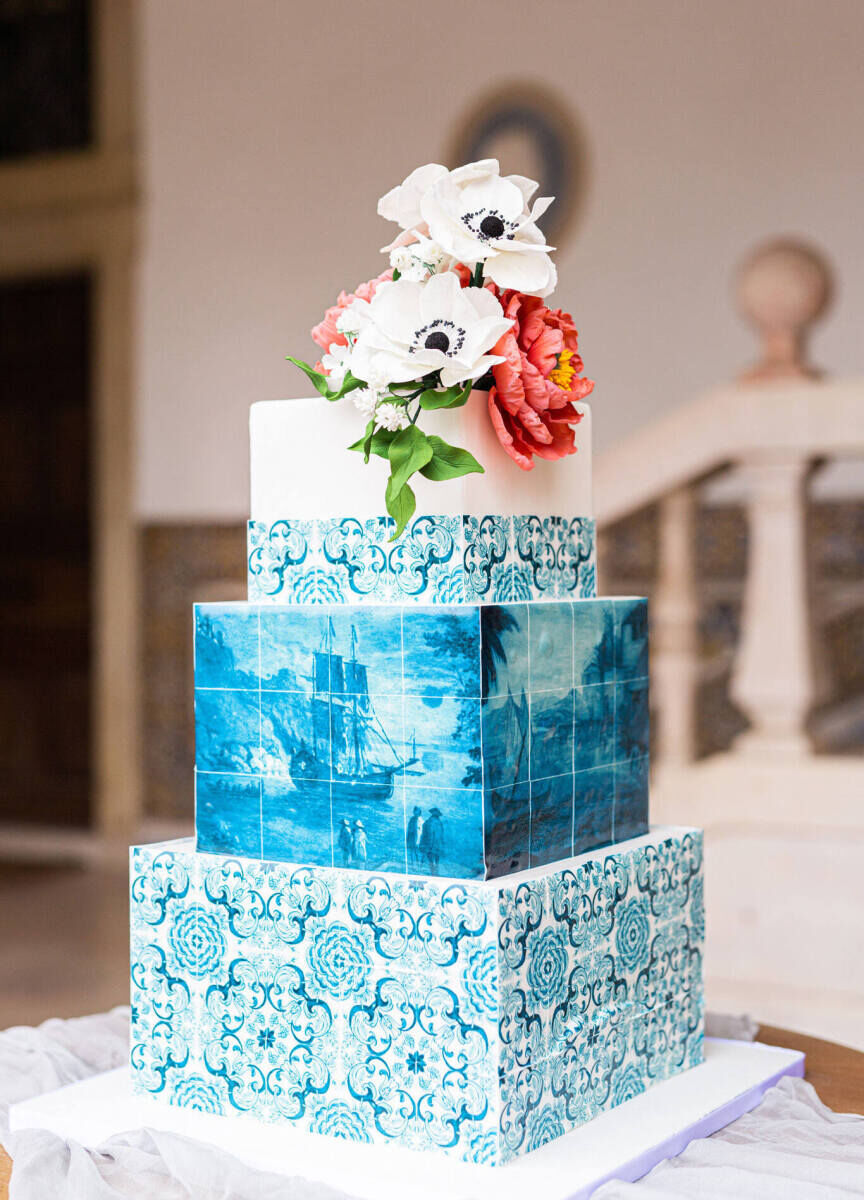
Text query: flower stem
472 262 484 287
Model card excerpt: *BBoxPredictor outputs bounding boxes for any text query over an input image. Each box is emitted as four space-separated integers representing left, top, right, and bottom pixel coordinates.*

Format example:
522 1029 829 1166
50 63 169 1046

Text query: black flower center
411 319 464 358
462 208 517 243
424 330 450 353
480 214 505 239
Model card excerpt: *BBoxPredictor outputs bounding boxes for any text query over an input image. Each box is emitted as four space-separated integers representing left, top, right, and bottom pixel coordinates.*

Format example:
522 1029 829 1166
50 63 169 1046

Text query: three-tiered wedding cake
130 160 704 1165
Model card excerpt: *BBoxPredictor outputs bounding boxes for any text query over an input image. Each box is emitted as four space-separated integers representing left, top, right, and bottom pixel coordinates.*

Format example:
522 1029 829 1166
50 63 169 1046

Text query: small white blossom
363 362 394 393
336 304 365 337
389 245 427 282
320 342 351 390
419 238 450 271
389 236 452 283
376 402 410 432
352 387 378 417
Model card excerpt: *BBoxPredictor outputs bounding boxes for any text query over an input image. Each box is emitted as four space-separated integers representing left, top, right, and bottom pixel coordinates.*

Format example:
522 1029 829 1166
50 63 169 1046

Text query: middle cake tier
195 596 649 880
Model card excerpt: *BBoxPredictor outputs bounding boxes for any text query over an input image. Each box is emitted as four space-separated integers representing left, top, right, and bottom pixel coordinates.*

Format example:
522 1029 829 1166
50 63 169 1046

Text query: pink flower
486 290 594 470
311 269 393 352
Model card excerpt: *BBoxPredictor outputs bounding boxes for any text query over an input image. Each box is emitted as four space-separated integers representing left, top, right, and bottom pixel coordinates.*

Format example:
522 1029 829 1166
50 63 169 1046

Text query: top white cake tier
250 395 593 524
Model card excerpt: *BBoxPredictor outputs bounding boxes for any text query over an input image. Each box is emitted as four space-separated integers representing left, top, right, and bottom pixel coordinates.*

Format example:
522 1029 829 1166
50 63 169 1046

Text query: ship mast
350 624 362 774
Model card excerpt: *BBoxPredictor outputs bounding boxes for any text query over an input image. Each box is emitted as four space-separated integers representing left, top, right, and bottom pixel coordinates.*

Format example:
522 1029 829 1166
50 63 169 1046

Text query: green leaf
385 478 416 540
348 428 396 460
418 382 473 410
419 435 485 481
450 382 473 408
354 418 376 463
285 356 331 399
329 370 364 400
418 385 458 410
286 357 365 402
391 268 401 282
387 424 433 496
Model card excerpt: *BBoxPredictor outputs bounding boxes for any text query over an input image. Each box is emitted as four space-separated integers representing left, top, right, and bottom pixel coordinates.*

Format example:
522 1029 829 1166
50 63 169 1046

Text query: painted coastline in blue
194 597 649 878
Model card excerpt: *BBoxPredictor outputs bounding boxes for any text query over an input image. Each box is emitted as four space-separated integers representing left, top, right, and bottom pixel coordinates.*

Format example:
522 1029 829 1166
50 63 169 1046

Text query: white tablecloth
1 1009 862 1199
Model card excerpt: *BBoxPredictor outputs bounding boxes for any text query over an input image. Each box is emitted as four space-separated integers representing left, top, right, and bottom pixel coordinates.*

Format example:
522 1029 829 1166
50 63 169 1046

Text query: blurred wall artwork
448 82 588 248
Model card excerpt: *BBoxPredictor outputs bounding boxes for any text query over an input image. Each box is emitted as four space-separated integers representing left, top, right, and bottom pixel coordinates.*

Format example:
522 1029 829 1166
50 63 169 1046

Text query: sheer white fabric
1 1010 862 1199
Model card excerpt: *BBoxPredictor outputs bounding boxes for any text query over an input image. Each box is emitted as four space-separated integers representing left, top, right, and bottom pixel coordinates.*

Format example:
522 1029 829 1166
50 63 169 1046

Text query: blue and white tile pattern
130 828 704 1164
247 514 596 605
194 597 650 879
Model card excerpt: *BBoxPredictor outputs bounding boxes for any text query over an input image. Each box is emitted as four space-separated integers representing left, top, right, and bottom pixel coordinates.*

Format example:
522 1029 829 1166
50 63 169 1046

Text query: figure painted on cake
406 805 424 869
419 806 444 874
337 818 352 867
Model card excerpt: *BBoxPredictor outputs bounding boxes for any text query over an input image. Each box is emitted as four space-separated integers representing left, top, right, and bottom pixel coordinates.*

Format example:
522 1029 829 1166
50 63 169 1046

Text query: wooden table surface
1 1026 862 1196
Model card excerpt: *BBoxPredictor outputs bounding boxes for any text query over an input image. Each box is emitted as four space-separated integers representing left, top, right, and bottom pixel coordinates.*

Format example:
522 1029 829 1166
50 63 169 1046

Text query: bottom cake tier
129 828 704 1165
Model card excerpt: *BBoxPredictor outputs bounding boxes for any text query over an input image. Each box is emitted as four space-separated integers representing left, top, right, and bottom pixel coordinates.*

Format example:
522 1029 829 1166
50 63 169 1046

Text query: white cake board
10 1038 803 1200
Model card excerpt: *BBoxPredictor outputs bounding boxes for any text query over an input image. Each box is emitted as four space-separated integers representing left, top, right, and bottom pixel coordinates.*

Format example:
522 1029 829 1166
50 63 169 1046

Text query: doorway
0 273 92 827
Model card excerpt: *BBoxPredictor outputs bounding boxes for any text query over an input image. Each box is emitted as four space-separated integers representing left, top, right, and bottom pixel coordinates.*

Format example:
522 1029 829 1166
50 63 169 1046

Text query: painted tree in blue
480 606 520 697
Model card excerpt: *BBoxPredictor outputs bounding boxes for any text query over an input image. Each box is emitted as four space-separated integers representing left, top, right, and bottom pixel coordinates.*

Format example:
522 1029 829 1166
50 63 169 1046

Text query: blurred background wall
0 0 862 1044
136 0 864 517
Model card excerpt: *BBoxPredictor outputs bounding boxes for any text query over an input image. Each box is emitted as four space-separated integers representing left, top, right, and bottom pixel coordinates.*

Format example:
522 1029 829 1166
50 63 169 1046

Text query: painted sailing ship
290 621 418 801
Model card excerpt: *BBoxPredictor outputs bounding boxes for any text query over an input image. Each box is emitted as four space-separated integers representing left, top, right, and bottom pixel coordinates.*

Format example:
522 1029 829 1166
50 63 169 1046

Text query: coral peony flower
486 291 594 470
311 269 393 352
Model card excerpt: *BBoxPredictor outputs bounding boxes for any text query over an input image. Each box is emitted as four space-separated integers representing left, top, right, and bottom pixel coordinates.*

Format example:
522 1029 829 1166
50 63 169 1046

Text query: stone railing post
730 454 817 757
728 238 833 759
653 486 699 766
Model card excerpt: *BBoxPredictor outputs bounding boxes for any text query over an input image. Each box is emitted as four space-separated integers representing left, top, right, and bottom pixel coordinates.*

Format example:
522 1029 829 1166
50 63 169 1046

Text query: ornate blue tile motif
194 598 650 879
130 827 704 1164
247 514 596 605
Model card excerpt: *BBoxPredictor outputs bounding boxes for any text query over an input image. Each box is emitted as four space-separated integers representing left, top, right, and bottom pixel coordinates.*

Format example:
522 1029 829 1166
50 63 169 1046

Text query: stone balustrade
593 240 864 1048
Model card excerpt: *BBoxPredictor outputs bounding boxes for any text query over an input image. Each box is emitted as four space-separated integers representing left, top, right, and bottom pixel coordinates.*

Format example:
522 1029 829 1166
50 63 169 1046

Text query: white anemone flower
421 160 557 297
378 160 557 297
349 272 513 391
378 163 448 230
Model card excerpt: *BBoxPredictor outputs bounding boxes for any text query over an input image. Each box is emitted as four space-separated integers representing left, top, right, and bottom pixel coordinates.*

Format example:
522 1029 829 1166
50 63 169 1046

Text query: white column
730 454 816 758
653 487 699 766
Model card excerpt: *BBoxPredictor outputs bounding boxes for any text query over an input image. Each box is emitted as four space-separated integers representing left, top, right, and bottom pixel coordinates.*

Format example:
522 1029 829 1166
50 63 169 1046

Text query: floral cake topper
289 158 593 537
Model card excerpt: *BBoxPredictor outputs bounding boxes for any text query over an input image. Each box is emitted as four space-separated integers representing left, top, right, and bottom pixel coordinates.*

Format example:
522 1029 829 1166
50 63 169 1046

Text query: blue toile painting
130 827 704 1164
194 596 649 879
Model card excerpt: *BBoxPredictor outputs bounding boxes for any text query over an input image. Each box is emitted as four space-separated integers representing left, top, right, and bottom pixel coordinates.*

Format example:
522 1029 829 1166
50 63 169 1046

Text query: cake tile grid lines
129 828 704 1164
247 514 596 605
193 596 650 880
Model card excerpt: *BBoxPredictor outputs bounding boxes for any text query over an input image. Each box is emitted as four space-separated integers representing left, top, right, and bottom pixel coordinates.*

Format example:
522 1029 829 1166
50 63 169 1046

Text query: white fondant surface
250 395 593 522
9 1041 804 1200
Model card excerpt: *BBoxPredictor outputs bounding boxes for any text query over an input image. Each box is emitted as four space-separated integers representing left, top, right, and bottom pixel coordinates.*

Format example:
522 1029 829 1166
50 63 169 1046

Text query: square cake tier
130 827 704 1165
248 514 596 605
194 596 649 879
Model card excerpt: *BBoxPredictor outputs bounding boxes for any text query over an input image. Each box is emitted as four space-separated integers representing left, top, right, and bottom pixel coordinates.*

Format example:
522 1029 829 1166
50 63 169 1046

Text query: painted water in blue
194 597 649 879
